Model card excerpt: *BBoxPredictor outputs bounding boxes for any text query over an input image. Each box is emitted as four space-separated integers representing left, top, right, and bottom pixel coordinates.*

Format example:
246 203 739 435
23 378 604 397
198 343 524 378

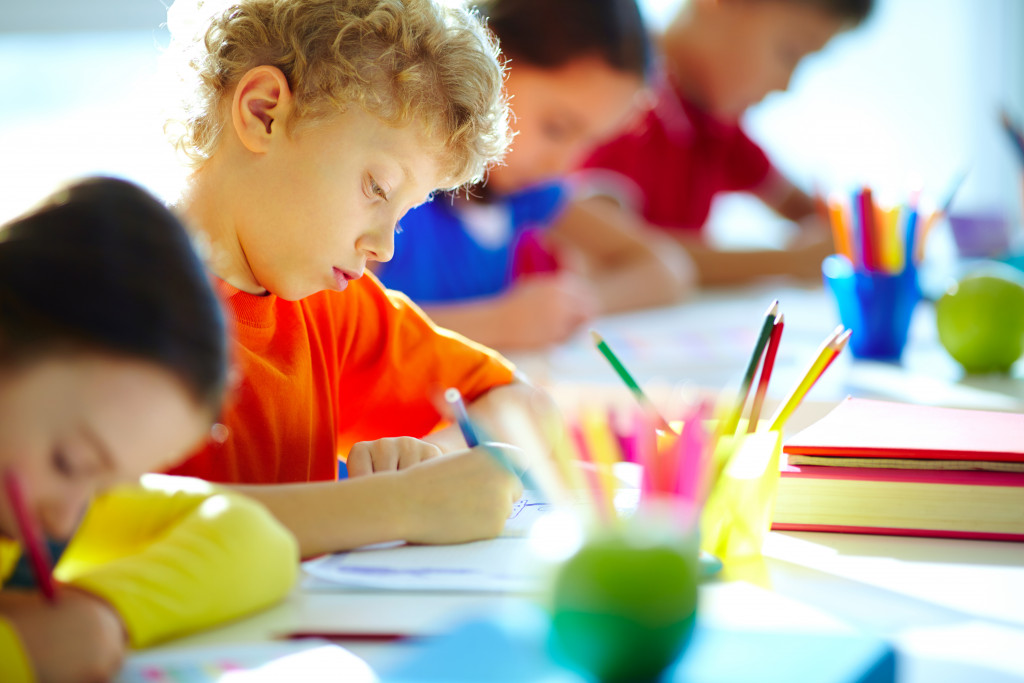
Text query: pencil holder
699 429 782 565
823 254 920 361
547 506 700 683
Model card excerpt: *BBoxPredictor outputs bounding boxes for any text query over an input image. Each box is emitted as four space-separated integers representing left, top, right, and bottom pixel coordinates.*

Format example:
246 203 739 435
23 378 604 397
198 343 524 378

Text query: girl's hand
394 444 524 544
347 437 443 477
3 587 125 683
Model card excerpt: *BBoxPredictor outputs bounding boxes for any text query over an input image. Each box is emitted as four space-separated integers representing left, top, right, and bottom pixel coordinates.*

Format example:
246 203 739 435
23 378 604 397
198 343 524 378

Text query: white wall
637 0 1024 220
1 0 1021 232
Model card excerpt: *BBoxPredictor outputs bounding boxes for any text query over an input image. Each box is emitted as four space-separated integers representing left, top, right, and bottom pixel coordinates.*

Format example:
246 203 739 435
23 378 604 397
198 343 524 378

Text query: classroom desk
124 282 1024 683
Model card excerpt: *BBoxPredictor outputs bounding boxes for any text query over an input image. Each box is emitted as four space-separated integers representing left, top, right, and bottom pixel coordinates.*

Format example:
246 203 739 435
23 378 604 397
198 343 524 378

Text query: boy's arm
551 198 696 314
231 445 523 558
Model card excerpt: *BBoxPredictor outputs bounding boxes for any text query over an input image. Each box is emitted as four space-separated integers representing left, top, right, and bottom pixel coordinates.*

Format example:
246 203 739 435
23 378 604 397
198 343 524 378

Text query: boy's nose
360 225 395 263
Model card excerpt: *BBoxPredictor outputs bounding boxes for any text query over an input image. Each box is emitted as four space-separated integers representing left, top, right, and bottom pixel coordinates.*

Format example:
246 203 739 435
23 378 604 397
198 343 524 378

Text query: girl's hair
0 177 228 414
474 0 652 79
164 0 511 190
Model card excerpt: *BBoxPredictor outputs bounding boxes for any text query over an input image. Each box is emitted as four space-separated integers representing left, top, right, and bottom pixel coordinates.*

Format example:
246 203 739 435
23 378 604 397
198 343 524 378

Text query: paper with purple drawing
302 536 541 592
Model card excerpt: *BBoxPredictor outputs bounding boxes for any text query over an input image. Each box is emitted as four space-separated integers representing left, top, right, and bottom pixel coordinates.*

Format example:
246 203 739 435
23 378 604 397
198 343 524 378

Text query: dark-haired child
0 177 296 683
376 0 696 350
584 0 874 285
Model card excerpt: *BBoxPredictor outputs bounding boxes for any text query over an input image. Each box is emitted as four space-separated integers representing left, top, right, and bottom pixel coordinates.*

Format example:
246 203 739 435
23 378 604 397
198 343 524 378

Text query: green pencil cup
547 506 700 682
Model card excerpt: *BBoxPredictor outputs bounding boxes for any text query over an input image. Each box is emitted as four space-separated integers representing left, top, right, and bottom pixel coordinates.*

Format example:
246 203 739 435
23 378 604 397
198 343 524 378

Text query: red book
782 397 1024 464
774 398 1024 540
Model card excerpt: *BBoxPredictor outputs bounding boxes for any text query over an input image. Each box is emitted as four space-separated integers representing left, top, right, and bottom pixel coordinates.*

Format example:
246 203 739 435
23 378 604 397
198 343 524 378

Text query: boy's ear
230 65 294 154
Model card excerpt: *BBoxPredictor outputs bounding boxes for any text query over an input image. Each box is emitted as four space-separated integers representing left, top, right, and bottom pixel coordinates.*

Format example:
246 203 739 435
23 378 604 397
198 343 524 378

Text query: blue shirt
377 183 568 303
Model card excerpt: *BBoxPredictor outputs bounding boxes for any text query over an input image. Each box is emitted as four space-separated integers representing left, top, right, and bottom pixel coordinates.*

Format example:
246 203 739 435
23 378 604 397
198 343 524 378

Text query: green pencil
723 300 779 435
590 330 673 433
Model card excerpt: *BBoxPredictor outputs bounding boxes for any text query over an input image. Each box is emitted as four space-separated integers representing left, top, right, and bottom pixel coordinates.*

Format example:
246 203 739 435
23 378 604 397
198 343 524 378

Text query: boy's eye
369 178 389 202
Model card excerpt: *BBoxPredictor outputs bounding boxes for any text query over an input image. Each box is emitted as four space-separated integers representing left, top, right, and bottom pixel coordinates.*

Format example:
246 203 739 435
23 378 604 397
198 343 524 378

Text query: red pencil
858 187 878 271
282 631 415 642
746 314 784 432
3 470 57 601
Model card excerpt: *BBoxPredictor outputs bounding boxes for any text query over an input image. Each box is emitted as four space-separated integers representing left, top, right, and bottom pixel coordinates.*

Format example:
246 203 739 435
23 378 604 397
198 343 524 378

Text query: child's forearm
671 232 831 286
586 245 694 314
230 448 523 556
555 199 696 314
227 476 411 559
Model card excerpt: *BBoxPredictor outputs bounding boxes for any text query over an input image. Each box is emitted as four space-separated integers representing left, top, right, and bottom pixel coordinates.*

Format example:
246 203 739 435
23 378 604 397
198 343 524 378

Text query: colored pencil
443 387 538 490
879 205 902 273
723 300 779 435
3 470 57 601
746 314 784 432
675 401 710 510
590 330 673 433
917 171 967 263
768 325 848 431
902 192 921 271
579 407 622 522
857 187 878 271
826 196 854 261
1000 108 1024 164
282 631 414 642
444 387 480 448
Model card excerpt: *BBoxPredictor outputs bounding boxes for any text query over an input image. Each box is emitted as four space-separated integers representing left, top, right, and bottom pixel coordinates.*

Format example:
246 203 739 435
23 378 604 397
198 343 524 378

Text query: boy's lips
332 267 361 291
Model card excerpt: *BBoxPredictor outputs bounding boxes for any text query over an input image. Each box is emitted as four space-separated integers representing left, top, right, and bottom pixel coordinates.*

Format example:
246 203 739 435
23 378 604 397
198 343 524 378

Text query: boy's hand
500 273 600 348
347 437 443 477
396 445 524 544
3 587 126 683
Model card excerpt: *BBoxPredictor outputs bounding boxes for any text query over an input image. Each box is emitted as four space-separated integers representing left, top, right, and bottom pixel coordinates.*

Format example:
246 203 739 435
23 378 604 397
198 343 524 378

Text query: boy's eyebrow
397 160 416 186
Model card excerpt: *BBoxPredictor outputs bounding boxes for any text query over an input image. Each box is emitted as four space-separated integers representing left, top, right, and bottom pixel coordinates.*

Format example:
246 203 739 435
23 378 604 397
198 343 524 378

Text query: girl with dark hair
0 177 296 683
377 0 695 350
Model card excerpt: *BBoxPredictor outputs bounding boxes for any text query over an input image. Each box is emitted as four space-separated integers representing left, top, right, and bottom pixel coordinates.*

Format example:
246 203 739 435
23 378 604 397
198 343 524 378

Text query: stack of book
773 398 1024 541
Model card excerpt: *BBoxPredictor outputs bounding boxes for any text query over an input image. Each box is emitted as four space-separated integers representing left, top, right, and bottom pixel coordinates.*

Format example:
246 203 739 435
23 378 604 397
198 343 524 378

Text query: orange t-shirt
167 273 516 484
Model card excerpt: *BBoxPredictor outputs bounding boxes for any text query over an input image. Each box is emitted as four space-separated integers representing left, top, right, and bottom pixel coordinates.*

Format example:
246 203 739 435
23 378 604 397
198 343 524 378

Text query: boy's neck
177 164 268 296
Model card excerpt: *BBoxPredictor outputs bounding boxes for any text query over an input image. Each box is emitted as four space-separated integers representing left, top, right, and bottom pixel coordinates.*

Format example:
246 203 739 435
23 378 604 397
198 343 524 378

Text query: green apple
548 521 699 682
935 264 1024 374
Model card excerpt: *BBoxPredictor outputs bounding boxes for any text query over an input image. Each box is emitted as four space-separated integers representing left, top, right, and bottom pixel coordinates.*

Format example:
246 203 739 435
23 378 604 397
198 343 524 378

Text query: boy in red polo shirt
584 0 874 286
160 0 548 557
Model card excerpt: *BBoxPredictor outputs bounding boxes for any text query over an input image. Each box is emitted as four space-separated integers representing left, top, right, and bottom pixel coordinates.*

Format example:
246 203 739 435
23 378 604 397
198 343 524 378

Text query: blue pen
445 387 480 448
902 202 919 269
443 387 537 490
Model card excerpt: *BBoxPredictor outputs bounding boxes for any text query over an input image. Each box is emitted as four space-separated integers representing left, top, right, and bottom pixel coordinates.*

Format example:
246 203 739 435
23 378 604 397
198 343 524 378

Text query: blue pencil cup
822 255 920 361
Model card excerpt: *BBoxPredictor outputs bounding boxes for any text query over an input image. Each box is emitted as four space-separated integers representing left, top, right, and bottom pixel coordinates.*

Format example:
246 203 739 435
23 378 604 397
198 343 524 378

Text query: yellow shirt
0 475 298 683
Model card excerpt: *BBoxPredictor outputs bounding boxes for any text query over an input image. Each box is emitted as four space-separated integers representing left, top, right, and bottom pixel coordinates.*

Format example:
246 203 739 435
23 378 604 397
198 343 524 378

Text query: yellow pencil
879 205 902 273
769 326 849 431
580 407 621 523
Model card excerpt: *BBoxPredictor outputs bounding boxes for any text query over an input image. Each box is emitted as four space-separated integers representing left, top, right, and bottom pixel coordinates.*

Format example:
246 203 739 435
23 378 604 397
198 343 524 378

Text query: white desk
126 283 1024 682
